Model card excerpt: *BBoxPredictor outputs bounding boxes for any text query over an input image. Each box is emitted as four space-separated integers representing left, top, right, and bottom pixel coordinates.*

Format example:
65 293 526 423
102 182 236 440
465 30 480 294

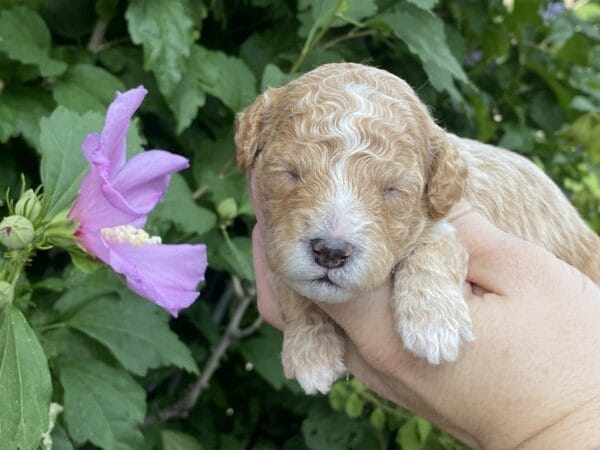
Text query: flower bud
217 198 238 221
0 215 35 249
15 189 42 222
0 281 13 307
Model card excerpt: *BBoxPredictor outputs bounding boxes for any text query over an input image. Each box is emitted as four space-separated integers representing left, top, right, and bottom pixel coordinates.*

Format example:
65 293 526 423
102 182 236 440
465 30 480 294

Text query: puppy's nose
310 238 353 269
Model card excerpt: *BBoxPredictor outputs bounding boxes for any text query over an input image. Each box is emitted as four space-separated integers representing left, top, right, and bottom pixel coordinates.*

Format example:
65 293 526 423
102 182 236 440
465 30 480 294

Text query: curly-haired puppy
236 63 600 394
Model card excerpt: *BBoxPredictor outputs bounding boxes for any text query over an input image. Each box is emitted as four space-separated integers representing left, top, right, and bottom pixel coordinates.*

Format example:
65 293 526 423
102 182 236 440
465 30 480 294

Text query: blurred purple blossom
542 2 565 21
465 49 483 67
69 86 207 317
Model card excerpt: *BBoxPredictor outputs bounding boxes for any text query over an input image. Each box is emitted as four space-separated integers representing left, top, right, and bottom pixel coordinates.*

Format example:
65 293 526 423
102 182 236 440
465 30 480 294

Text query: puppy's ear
235 88 280 172
426 126 468 219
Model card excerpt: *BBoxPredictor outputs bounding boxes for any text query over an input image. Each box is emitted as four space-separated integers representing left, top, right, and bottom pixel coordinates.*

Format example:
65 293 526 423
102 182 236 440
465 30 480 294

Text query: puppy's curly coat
236 63 600 394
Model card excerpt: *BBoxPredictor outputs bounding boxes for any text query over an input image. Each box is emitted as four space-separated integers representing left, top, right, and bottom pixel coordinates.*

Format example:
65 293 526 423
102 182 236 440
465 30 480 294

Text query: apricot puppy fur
236 63 600 394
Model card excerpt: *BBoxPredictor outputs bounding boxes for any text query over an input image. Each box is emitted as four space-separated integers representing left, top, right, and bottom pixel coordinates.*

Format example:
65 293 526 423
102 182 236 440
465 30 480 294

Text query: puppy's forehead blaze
262 77 426 166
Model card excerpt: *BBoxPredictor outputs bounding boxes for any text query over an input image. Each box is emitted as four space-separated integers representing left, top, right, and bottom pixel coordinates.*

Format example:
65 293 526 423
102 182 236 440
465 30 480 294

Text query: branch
87 18 109 54
142 280 258 428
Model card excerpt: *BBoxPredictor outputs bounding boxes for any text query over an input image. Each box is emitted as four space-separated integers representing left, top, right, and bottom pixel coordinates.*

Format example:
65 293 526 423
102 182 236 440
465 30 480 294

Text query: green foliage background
0 0 599 449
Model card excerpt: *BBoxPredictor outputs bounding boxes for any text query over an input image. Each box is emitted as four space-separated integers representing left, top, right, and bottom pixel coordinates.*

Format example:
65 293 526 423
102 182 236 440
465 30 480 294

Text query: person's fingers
252 225 284 329
448 201 580 297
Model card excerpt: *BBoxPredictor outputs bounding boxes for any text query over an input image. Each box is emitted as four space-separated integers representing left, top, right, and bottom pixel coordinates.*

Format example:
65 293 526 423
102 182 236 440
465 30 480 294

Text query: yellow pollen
101 225 162 246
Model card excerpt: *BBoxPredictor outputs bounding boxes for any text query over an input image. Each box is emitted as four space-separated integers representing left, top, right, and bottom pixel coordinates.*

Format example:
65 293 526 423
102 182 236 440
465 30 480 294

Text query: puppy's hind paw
399 318 474 365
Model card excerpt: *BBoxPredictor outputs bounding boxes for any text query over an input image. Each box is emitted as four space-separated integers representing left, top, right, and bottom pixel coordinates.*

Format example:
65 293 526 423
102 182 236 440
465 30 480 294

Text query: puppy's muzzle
310 238 353 269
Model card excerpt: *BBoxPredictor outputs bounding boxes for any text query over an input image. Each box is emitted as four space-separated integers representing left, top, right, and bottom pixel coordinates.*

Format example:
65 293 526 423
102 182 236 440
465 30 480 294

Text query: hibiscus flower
69 86 207 317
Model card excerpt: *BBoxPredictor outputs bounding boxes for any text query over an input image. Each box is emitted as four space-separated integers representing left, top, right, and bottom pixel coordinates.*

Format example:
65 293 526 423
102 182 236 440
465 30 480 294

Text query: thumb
448 201 579 297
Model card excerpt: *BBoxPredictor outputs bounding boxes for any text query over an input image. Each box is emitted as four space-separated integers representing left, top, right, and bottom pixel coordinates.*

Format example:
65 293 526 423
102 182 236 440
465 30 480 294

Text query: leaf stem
36 322 67 332
290 0 346 74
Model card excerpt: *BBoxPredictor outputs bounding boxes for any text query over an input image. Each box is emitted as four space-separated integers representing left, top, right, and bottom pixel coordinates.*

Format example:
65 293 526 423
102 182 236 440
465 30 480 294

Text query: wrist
515 396 600 450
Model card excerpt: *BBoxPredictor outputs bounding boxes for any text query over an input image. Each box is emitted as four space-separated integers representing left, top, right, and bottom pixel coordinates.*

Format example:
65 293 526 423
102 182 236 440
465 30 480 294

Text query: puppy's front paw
282 334 346 394
398 296 474 364
294 360 346 394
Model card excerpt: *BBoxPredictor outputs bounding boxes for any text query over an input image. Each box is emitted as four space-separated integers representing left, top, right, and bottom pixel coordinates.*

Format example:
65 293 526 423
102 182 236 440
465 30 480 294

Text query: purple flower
465 49 483 67
69 86 207 317
542 2 565 21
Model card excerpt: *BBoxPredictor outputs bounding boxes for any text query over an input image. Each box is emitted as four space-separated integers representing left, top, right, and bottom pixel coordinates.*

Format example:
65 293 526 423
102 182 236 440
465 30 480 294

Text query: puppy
235 63 600 394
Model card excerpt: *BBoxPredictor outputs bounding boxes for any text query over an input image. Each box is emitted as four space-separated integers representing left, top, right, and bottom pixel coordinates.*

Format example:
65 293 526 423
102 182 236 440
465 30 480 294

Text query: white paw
399 314 474 364
294 360 346 394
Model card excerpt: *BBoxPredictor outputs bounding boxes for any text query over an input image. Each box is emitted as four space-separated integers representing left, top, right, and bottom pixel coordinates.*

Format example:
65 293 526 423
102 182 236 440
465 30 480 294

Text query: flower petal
102 150 189 216
106 242 207 316
69 169 144 231
101 86 147 177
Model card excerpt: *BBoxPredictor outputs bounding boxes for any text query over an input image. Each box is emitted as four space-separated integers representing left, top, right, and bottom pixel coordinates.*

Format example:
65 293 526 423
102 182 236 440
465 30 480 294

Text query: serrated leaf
60 358 146 449
161 430 204 450
66 291 198 376
0 306 52 450
168 45 219 134
148 174 216 235
125 0 194 97
240 326 285 389
39 107 104 217
379 4 468 101
52 64 126 114
202 50 257 112
0 6 66 77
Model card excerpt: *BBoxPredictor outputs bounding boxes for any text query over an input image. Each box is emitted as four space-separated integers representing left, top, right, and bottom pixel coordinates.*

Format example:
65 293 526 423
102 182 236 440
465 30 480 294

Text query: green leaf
0 306 52 450
60 358 146 449
378 4 468 101
191 129 253 215
396 417 424 450
66 291 198 376
240 325 285 389
39 107 104 217
167 45 219 134
261 63 298 91
369 408 385 430
49 423 75 450
0 86 54 149
52 64 126 114
344 392 364 418
406 0 437 10
416 417 432 442
302 405 379 450
0 6 66 77
202 50 257 112
125 0 195 97
40 0 96 40
161 430 204 450
148 174 217 235
0 101 14 143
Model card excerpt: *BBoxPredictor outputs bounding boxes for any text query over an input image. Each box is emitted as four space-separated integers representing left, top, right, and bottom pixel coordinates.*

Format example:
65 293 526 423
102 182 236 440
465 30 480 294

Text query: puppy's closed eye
282 169 301 182
383 186 403 198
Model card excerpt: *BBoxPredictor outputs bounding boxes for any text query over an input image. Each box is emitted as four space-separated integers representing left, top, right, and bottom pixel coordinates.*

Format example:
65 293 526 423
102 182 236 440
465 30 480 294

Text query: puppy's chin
288 278 357 303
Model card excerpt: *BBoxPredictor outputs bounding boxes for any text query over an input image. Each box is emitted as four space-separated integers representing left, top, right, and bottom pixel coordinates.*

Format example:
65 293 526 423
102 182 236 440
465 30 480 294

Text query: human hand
252 201 600 449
